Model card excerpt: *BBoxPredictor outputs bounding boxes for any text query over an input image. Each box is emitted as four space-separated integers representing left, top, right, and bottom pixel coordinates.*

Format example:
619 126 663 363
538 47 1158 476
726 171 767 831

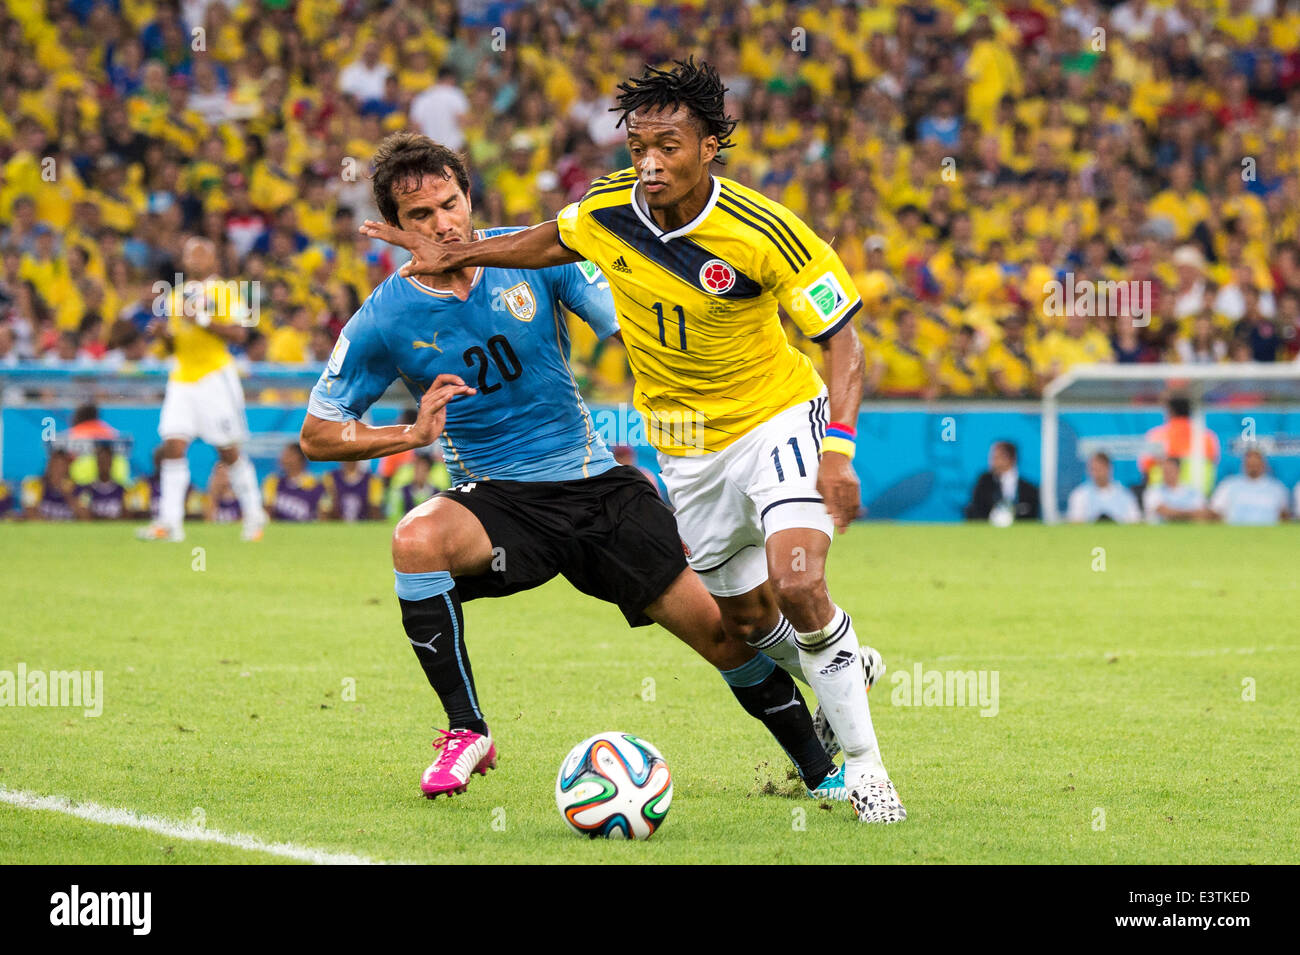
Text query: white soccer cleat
136 522 184 542
241 509 267 542
849 777 907 824
814 645 885 759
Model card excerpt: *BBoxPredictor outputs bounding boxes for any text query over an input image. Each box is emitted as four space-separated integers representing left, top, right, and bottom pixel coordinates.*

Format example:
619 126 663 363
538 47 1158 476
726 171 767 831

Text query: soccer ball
555 732 673 839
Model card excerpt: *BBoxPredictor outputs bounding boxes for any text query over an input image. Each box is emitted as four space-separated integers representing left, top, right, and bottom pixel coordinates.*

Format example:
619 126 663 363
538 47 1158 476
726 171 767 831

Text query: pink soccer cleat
420 728 497 799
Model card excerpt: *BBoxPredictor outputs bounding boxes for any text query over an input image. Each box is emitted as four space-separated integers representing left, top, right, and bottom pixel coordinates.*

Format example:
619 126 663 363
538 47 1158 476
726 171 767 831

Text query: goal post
1041 363 1300 524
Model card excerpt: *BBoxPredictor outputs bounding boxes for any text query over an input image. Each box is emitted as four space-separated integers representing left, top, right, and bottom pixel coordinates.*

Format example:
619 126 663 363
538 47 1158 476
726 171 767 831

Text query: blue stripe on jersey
309 231 619 485
588 205 763 299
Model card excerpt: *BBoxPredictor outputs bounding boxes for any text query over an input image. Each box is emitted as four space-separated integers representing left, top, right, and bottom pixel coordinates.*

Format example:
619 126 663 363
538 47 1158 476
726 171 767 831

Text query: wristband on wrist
821 435 856 459
826 421 857 441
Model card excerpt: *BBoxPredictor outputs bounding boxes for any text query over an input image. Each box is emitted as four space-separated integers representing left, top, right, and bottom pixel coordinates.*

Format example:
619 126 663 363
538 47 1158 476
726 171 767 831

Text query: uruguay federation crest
502 282 537 321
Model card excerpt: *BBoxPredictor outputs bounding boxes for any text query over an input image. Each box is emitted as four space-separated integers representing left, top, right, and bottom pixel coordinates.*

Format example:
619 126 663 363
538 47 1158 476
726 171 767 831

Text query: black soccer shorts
437 465 688 626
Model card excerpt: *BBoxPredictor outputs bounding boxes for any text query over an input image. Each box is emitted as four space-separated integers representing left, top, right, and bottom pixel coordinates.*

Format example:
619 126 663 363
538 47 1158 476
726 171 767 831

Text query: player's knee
769 570 824 619
391 513 451 571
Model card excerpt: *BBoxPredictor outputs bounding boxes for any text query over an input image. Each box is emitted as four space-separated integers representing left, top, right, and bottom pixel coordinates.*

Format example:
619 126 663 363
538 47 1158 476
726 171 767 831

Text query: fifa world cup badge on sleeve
804 272 849 321
327 333 350 375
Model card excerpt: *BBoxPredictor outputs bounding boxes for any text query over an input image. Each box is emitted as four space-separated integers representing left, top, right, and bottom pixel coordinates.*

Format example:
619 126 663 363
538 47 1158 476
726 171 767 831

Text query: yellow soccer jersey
164 283 243 382
557 170 861 455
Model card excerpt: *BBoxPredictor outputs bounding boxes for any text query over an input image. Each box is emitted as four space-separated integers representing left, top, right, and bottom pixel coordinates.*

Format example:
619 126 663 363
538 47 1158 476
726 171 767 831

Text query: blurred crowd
3 0 1300 404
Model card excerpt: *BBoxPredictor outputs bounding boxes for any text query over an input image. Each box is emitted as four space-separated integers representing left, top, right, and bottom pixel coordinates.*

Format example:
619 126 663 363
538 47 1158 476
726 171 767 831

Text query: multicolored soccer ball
555 732 673 839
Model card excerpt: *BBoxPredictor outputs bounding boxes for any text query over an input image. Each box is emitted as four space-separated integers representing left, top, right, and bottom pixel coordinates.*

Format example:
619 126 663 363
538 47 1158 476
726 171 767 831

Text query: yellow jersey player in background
362 59 904 823
137 237 268 543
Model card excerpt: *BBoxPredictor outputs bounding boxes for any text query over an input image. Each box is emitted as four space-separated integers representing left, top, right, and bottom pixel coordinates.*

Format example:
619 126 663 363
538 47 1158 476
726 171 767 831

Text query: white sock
747 614 808 685
226 454 265 526
795 606 887 783
160 458 190 532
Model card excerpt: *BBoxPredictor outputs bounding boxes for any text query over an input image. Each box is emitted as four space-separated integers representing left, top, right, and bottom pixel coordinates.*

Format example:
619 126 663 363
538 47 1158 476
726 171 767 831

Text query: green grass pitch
1 522 1296 864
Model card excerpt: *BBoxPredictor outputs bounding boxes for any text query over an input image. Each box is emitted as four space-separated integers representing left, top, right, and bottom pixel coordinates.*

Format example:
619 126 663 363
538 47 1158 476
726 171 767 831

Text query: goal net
1041 363 1300 524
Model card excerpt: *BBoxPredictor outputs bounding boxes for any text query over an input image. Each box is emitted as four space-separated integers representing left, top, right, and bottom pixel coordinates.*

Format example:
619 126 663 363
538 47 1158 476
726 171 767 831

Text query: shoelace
431 729 474 764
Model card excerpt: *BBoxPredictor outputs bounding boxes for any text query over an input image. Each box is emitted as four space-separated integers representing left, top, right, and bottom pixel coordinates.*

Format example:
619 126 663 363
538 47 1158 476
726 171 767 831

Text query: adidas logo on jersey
610 256 632 273
819 650 858 675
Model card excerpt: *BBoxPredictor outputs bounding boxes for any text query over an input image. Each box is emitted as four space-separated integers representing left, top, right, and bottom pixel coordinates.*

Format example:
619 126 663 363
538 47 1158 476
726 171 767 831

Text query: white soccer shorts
656 392 834 597
158 362 250 447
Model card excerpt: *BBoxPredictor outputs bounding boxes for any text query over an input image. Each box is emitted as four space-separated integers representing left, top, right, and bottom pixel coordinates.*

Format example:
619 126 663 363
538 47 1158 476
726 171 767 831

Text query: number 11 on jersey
653 302 687 351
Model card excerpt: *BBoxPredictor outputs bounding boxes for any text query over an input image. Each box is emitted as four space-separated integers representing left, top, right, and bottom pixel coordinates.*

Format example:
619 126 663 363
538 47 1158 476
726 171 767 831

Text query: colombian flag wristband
822 437 856 461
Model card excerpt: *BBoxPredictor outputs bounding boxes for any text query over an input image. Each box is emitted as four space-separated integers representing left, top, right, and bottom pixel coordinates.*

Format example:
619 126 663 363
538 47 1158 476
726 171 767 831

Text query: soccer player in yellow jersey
362 59 904 822
137 238 267 543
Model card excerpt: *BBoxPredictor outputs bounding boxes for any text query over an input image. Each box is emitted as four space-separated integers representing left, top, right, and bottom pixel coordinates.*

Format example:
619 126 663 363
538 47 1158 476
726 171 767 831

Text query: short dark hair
1092 451 1112 466
371 132 471 226
613 57 736 162
1167 395 1192 418
993 440 1018 463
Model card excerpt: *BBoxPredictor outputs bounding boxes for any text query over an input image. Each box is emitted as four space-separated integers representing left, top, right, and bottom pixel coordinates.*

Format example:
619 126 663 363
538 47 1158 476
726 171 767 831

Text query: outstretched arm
359 219 580 276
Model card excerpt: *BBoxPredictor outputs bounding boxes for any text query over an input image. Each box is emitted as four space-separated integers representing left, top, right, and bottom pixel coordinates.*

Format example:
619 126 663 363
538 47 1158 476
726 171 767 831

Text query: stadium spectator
21 448 79 521
323 460 384 522
204 461 242 524
964 440 1041 522
1067 451 1142 524
263 442 325 522
1205 447 1292 525
1142 456 1205 523
388 451 442 520
76 443 129 520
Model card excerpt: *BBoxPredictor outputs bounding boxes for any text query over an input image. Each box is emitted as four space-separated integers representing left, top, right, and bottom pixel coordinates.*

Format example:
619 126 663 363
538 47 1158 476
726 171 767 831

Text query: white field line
0 787 399 865
928 645 1297 664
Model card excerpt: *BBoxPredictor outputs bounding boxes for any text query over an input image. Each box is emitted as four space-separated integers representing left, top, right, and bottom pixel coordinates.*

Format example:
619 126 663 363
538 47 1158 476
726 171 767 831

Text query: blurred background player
1205 448 1292 525
137 237 266 542
1067 452 1141 524
324 460 385 521
964 440 1041 522
364 60 903 823
1143 457 1205 524
263 442 325 523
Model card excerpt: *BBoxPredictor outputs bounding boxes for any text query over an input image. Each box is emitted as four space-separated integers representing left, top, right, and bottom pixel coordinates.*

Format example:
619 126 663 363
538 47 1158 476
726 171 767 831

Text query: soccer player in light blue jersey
299 133 840 801
1142 457 1205 524
1206 448 1291 525
1067 452 1141 524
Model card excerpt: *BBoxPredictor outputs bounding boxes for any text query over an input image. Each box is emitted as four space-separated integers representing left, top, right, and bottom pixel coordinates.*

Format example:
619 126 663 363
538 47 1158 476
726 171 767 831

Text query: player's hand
408 374 476 446
818 450 861 534
359 220 460 276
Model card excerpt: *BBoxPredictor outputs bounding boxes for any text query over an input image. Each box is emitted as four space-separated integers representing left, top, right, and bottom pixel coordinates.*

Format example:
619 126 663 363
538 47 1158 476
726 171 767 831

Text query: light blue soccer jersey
1066 481 1141 524
1209 474 1289 525
309 228 619 485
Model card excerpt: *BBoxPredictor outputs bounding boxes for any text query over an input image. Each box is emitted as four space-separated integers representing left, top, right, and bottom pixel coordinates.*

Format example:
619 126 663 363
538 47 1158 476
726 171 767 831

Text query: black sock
721 654 835 788
395 571 487 736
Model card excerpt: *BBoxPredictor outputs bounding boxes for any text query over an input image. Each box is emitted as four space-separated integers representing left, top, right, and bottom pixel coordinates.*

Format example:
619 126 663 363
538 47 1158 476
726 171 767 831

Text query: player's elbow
299 416 335 461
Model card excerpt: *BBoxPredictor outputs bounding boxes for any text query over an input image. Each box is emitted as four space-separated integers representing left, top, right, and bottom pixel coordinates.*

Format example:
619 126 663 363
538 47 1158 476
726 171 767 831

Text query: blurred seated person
324 460 384 521
264 442 326 521
75 442 129 520
1204 448 1291 525
1142 456 1204 523
964 440 1041 522
1067 451 1140 524
204 461 243 524
21 448 80 521
390 451 441 519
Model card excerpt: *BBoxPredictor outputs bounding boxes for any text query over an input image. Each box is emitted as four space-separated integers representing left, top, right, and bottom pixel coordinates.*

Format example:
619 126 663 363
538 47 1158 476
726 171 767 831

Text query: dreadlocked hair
613 57 737 164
